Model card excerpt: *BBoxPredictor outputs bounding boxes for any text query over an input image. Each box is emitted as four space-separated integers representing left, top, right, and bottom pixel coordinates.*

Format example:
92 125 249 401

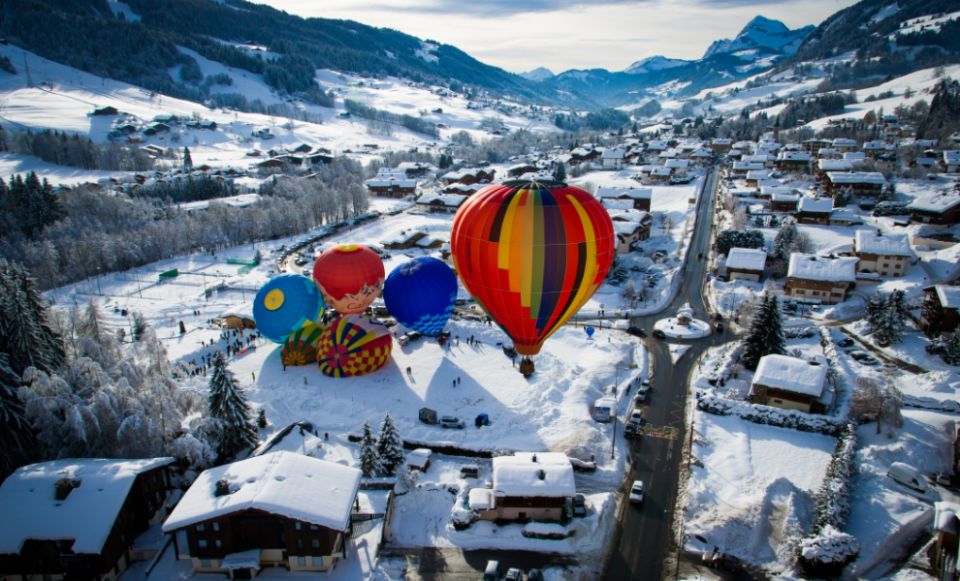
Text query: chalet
908 192 960 225
814 159 853 181
364 169 418 198
724 247 767 282
665 158 690 176
601 148 625 170
745 170 771 187
440 168 495 185
775 151 811 173
758 185 794 200
643 166 672 184
824 172 887 198
468 453 575 523
920 285 960 337
0 458 174 581
944 151 960 173
796 197 834 225
507 163 539 178
785 253 858 304
307 152 335 167
817 147 841 159
769 193 800 213
382 230 442 250
91 105 120 116
396 161 433 178
742 154 773 168
216 304 256 330
863 140 895 159
415 193 467 214
730 161 764 176
442 183 485 195
709 138 733 154
596 186 652 211
802 138 832 153
163 452 362 577
609 211 653 253
748 354 827 413
853 231 913 277
831 138 858 152
143 122 170 136
569 147 601 166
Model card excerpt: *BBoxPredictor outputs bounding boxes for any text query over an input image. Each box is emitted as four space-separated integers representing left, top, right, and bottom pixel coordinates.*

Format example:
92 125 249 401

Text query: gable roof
491 452 575 498
0 457 174 554
596 186 652 201
854 230 913 257
752 355 826 397
726 247 767 271
163 452 360 533
788 253 857 282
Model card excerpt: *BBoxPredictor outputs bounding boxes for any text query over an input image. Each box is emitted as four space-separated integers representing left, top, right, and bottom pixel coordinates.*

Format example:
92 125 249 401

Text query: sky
250 0 858 74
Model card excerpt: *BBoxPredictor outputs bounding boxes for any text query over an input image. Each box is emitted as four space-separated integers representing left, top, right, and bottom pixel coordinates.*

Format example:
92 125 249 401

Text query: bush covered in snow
798 525 860 578
522 522 572 540
812 422 858 531
697 395 844 436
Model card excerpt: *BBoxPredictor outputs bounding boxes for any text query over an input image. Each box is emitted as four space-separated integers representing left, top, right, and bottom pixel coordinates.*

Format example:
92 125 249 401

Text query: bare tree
852 377 903 435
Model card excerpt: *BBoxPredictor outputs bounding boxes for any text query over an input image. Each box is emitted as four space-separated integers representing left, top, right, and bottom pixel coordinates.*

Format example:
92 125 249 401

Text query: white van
887 462 928 493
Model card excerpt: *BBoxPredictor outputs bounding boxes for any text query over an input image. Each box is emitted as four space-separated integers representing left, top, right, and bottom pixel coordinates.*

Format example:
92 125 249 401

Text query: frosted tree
171 432 217 469
741 293 786 370
208 352 257 460
376 413 404 476
772 218 798 262
0 259 65 376
131 312 147 342
359 421 381 478
943 334 960 366
0 354 37 478
887 289 908 343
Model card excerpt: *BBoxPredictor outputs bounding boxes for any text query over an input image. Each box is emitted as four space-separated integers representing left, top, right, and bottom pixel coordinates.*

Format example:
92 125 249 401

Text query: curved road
605 165 726 580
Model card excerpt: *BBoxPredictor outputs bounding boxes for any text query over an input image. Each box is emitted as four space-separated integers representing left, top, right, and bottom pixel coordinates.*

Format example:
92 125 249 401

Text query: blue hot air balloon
383 257 457 336
253 274 325 343
585 326 595 339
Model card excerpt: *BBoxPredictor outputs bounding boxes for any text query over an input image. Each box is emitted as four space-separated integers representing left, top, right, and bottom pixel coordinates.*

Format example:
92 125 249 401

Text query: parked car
483 560 500 581
624 422 639 439
635 380 651 403
629 480 645 504
849 351 879 366
460 464 480 479
572 493 586 517
527 569 544 581
398 331 422 346
629 409 643 426
837 337 855 348
888 462 928 493
504 568 523 581
440 416 465 429
627 326 647 338
652 329 666 339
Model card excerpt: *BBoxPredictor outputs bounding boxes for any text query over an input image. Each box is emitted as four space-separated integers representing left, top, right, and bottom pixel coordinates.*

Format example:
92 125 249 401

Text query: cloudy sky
251 0 857 74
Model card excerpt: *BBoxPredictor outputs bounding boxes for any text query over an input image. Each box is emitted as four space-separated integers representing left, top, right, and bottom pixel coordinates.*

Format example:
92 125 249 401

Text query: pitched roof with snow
787 253 858 282
798 197 833 213
491 453 575 498
777 151 811 162
817 159 853 172
752 354 826 397
854 230 913 257
596 186 652 200
601 148 625 159
935 285 960 309
0 457 174 554
826 172 887 185
944 150 960 165
163 452 361 533
908 192 960 213
726 247 767 271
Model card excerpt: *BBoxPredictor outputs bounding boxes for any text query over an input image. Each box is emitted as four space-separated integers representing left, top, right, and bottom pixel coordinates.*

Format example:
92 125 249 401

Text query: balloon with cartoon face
312 244 385 315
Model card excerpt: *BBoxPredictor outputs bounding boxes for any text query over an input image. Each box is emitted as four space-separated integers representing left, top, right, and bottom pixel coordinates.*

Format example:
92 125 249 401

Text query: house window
297 556 307 567
297 540 303 549
196 524 206 532
311 539 320 549
295 522 302 531
212 522 220 532
215 540 222 549
309 524 319 531
312 556 324 567
198 540 208 549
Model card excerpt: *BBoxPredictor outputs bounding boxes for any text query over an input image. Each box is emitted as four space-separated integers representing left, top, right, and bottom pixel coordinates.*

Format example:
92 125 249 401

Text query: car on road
624 422 639 439
837 337 855 348
440 416 465 429
628 409 643 426
635 380 651 403
627 326 647 338
572 493 587 517
483 560 500 581
629 480 645 504
652 329 666 339
849 350 879 366
504 568 523 581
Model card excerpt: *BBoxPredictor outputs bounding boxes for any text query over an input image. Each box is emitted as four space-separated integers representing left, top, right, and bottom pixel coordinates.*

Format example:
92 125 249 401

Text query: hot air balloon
253 274 325 343
312 244 385 315
281 322 322 367
316 315 393 378
585 326 595 339
450 180 615 369
382 257 458 336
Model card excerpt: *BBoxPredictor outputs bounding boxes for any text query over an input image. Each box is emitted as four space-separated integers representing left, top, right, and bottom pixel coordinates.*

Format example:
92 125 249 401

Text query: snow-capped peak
703 15 813 60
624 55 689 75
519 67 555 82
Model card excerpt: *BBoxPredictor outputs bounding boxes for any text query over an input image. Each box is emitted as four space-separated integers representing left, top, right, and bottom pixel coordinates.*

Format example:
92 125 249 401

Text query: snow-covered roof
742 154 770 163
787 253 858 282
365 177 418 188
770 193 800 203
601 148 625 159
863 140 894 151
777 151 811 162
406 448 431 470
935 285 960 309
218 302 254 320
665 158 690 169
726 247 767 272
745 170 771 180
798 197 833 213
908 192 960 213
817 159 853 172
596 186 652 200
832 138 857 148
468 487 495 510
0 457 174 554
826 172 887 185
491 453 575 498
842 152 866 162
944 150 960 165
417 193 467 208
732 161 764 171
854 230 912 257
649 166 672 176
601 199 635 211
752 354 826 398
163 451 361 533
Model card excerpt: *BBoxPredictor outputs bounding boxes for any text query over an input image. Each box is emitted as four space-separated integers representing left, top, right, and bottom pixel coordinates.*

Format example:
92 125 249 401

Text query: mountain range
0 0 958 111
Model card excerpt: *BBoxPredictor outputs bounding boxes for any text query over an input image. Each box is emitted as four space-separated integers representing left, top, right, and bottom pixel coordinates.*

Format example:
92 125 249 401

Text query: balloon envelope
253 274 325 343
312 244 385 315
450 181 615 356
281 322 322 367
383 257 458 336
585 326 595 338
316 315 393 378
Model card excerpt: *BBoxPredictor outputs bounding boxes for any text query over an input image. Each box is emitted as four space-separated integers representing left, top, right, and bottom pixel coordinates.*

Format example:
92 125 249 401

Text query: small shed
406 448 432 472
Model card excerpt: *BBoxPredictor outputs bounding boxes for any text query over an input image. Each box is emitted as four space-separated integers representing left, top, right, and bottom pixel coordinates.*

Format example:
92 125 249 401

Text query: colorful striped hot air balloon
252 274 325 343
280 322 322 367
316 315 393 378
450 180 615 358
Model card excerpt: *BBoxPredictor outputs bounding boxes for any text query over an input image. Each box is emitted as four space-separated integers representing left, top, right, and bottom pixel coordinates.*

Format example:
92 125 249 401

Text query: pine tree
0 354 37 478
256 408 268 429
183 146 193 171
772 218 798 262
376 413 404 476
741 293 786 370
887 290 907 344
0 259 65 376
866 292 888 340
131 312 147 342
208 352 257 459
359 421 380 478
553 162 566 183
943 334 960 366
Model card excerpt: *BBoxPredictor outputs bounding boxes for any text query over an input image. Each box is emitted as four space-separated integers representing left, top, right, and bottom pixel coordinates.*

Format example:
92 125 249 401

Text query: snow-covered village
2 0 960 580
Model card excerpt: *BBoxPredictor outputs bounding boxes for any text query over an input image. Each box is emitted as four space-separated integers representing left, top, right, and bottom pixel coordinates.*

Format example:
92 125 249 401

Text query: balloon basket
519 357 535 378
